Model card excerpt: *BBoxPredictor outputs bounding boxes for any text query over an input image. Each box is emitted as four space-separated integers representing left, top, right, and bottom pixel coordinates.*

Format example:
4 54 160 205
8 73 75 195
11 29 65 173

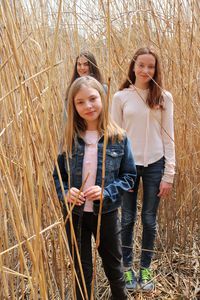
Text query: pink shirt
82 130 99 212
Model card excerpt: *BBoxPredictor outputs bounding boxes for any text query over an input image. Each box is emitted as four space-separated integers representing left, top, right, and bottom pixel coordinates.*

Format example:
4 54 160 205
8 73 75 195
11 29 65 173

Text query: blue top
53 134 136 215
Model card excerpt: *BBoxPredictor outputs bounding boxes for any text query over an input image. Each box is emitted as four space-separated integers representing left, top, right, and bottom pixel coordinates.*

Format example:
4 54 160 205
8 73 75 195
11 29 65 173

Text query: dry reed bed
0 0 199 299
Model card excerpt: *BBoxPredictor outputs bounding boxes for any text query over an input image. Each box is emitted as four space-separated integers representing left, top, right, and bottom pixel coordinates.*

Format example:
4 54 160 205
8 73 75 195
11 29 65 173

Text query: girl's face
134 54 156 89
77 56 90 77
74 85 102 130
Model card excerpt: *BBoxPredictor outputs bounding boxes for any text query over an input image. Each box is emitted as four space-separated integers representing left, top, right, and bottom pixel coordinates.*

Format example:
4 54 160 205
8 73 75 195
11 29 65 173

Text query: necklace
85 140 98 145
84 130 99 146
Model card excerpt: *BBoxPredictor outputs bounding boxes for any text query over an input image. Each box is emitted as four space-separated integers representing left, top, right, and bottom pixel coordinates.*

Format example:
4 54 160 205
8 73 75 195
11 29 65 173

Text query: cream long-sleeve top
111 86 175 183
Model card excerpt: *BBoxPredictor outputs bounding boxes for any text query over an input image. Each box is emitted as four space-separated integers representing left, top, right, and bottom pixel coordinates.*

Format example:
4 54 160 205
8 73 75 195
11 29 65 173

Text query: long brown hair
120 47 164 109
65 51 103 101
63 76 124 155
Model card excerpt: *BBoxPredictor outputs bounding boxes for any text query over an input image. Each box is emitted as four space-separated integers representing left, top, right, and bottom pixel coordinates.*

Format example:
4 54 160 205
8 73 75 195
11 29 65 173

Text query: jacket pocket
106 148 124 171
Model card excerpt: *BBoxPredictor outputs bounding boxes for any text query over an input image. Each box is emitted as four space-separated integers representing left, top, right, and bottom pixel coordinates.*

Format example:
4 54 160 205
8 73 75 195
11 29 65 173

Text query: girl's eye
90 97 96 101
148 65 155 69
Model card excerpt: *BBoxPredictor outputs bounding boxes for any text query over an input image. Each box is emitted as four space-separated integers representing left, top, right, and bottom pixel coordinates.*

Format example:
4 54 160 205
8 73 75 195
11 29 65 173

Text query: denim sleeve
103 136 136 202
53 153 69 203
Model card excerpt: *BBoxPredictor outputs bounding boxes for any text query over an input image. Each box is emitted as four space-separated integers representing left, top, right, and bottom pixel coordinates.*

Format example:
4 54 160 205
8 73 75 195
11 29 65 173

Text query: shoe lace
125 270 133 282
141 268 152 281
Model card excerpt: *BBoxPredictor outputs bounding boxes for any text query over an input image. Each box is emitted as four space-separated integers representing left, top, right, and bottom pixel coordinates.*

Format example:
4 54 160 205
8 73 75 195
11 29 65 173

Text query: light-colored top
82 130 99 212
111 86 175 183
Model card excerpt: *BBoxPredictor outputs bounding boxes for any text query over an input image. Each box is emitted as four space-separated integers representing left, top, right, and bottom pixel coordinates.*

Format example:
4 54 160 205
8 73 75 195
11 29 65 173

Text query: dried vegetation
0 0 199 299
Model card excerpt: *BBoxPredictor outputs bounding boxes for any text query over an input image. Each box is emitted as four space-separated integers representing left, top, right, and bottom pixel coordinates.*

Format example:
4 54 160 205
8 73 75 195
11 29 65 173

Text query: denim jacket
53 134 136 216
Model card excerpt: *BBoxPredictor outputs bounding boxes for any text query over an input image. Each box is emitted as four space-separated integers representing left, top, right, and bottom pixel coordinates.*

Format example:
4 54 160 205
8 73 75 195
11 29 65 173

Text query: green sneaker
124 269 137 290
138 268 154 292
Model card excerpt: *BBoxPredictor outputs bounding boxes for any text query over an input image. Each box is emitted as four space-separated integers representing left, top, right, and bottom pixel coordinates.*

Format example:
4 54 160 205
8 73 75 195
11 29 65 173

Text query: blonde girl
53 76 136 299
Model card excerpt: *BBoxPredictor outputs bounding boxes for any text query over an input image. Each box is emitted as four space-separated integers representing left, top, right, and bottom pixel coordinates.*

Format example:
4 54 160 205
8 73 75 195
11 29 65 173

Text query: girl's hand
158 181 173 197
84 186 102 201
66 187 85 206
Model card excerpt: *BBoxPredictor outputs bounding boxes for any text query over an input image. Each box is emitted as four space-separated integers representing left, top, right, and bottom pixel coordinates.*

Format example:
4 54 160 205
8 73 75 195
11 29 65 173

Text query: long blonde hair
62 76 124 155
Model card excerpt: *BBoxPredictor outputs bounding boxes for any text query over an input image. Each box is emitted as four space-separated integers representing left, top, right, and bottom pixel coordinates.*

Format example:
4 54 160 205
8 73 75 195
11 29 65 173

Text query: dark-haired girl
111 47 175 292
65 51 107 101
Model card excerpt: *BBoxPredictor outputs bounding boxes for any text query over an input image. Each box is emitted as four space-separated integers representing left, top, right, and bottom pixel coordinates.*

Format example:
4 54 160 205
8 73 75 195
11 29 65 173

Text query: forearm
103 175 135 201
162 91 175 183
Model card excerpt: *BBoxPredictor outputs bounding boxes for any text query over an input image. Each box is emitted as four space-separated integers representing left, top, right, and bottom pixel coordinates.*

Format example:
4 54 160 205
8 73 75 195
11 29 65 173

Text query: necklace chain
84 138 99 145
84 131 99 145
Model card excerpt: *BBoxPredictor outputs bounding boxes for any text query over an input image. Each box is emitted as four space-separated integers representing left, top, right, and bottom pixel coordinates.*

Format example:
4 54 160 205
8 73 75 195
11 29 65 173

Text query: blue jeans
121 157 164 269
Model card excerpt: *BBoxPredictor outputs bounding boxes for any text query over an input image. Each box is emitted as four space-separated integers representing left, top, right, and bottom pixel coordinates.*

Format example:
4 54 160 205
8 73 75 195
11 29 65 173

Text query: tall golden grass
0 0 199 299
